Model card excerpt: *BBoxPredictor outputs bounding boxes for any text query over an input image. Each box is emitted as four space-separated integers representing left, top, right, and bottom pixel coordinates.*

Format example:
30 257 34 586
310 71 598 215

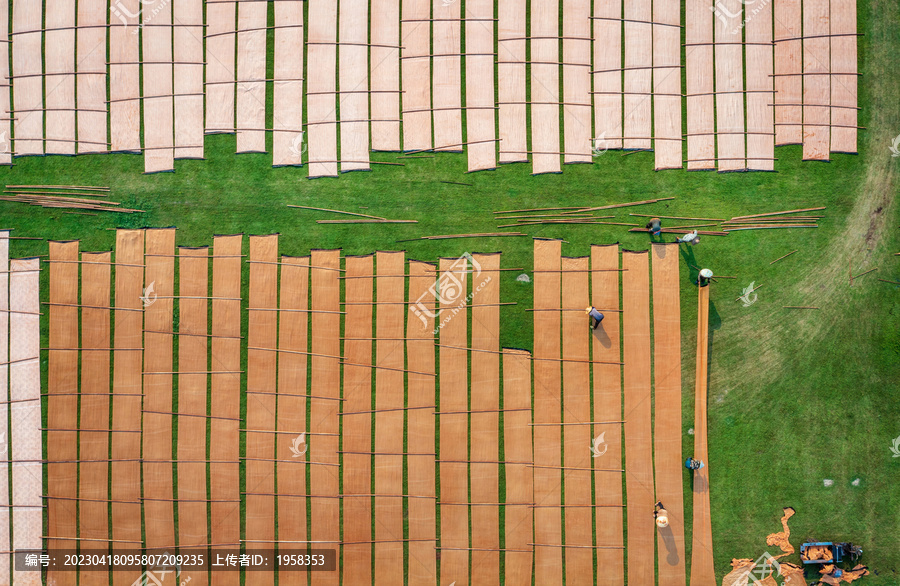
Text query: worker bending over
646 218 662 236
585 306 605 329
654 501 669 528
685 457 705 470
676 230 699 245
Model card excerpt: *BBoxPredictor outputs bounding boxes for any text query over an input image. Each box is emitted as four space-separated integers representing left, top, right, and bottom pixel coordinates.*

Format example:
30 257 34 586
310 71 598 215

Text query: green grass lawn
2 0 899 581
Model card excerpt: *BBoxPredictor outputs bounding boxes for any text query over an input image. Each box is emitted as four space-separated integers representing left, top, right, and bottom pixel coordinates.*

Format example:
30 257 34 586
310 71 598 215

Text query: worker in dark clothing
697 268 713 287
685 458 705 471
585 306 605 329
654 501 669 528
646 217 662 236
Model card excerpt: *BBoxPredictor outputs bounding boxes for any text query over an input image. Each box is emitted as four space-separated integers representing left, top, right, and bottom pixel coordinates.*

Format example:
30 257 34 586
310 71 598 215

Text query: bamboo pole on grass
769 250 798 264
729 207 825 220
629 214 725 221
287 205 387 220
734 284 763 301
850 267 878 281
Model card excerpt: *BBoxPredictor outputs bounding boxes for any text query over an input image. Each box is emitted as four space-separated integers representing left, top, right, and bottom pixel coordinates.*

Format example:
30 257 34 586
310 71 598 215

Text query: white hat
656 512 669 528
699 268 713 279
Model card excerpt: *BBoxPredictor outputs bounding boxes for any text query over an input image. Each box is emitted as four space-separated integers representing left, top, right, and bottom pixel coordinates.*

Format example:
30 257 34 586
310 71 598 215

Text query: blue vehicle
800 541 863 565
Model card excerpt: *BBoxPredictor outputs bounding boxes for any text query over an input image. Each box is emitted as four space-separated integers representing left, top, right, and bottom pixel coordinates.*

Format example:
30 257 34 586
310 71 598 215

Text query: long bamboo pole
287 205 387 220
317 220 417 224
629 214 725 221
494 206 590 214
722 225 818 231
6 185 110 191
396 232 528 242
627 227 727 236
503 221 639 228
769 250 799 264
734 284 763 301
560 196 676 214
729 207 825 220
4 190 109 197
850 267 878 280
2 194 121 205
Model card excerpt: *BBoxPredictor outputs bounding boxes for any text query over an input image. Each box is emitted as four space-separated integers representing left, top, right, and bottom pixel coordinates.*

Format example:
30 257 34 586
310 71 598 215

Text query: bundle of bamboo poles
1 185 144 213
493 197 674 228
721 207 824 231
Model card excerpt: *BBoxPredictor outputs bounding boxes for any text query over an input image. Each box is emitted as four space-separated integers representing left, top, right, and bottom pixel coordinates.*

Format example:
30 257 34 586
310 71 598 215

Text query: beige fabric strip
77 0 108 154
746 0 775 170
142 0 175 171
272 0 304 166
593 0 623 150
714 0 747 170
563 0 592 164
830 0 857 153
10 258 42 586
653 0 683 169
802 0 831 160
109 0 141 151
205 0 236 133
401 0 432 151
433 0 463 152
0 233 9 578
498 0 528 163
686 0 715 168
339 0 371 171
530 0 561 173
12 0 44 155
466 0 498 170
371 0 401 150
307 0 339 176
774 0 802 144
174 0 204 159
237 1 267 152
45 0 76 154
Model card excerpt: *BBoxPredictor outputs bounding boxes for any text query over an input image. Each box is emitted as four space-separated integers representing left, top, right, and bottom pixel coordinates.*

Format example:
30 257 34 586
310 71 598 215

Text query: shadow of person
592 322 612 348
708 301 722 332
692 471 709 494
679 244 701 284
707 301 721 392
658 523 682 566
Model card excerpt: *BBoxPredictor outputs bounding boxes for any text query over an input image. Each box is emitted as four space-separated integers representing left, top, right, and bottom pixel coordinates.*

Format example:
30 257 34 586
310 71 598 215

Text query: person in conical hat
585 306 605 330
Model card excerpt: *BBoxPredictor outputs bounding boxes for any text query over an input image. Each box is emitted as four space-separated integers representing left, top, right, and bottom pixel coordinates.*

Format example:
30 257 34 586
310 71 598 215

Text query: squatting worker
654 501 669 528
685 457 705 471
585 306 605 330
698 268 713 287
676 230 699 245
646 217 662 236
